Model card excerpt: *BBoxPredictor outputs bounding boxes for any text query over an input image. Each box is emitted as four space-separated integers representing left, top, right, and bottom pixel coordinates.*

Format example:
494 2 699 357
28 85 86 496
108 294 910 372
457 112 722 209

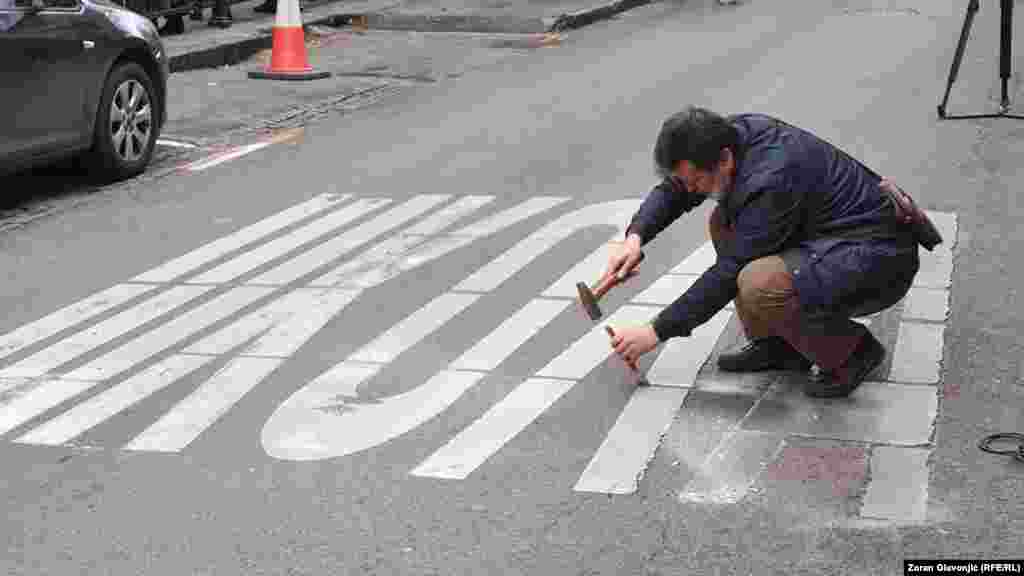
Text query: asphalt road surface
3 0 1022 574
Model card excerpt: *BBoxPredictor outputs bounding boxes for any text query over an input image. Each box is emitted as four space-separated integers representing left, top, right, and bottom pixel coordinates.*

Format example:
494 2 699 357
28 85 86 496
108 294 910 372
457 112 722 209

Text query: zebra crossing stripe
186 198 392 285
125 357 284 452
14 355 215 446
449 299 571 372
10 196 570 455
412 305 659 480
133 194 351 283
0 284 156 362
350 293 481 364
310 197 568 289
247 195 452 286
262 199 642 461
64 287 274 382
409 377 576 480
0 285 213 379
573 387 688 494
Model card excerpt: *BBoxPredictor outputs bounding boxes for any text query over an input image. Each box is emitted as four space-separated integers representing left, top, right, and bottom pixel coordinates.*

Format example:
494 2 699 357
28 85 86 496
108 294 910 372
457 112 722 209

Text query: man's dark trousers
709 206 920 372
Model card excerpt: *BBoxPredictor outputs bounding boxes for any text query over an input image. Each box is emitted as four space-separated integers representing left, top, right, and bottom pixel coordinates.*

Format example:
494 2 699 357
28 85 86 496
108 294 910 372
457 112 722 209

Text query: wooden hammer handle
593 251 645 299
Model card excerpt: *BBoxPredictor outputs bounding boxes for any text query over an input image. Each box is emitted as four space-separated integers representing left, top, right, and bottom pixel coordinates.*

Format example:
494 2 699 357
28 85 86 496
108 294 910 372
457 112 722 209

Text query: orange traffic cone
248 0 330 81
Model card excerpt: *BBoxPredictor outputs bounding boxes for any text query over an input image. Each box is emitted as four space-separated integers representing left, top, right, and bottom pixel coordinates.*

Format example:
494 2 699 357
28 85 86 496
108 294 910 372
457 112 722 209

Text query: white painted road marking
0 196 959 507
645 308 733 388
410 378 576 480
125 357 283 453
134 194 350 283
449 299 571 372
184 142 272 172
248 195 451 286
187 197 391 285
573 386 688 494
64 286 274 381
0 284 155 361
262 199 641 462
0 285 213 379
14 355 214 446
349 293 481 364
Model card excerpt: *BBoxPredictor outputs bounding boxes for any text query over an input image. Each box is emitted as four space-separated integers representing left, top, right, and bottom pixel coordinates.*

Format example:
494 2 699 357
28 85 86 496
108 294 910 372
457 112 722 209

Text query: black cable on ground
978 432 1024 463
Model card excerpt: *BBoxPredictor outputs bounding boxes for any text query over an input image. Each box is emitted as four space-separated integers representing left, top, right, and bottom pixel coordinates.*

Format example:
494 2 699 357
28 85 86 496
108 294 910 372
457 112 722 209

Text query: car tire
90 61 161 181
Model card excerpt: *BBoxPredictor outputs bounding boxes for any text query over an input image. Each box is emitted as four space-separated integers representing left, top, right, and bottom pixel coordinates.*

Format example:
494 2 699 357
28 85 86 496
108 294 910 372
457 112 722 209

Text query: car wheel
90 61 160 181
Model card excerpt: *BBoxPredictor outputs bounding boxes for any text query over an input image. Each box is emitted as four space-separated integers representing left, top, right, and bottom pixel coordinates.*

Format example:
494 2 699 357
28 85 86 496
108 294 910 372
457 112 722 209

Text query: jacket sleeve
625 178 706 245
650 166 805 341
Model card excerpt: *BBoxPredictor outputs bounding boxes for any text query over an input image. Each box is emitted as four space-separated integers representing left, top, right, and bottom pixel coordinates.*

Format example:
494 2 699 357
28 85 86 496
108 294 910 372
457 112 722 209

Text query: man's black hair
653 107 740 177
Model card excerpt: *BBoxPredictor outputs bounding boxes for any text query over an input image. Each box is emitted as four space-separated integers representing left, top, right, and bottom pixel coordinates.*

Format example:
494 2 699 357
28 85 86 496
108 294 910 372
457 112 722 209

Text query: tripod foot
938 104 947 119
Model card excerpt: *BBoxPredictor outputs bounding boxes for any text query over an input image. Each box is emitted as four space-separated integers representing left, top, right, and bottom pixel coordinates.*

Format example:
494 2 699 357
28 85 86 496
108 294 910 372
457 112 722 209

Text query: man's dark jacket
626 113 913 342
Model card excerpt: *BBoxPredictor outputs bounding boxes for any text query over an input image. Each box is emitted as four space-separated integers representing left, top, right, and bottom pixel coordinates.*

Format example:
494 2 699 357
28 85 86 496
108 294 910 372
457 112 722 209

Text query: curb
167 0 656 73
548 0 654 31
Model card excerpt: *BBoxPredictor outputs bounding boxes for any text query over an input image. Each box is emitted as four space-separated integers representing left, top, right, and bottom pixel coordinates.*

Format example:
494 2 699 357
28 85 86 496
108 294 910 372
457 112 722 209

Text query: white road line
311 195 567 289
454 236 565 293
452 196 570 237
454 200 638 293
134 194 351 283
125 357 283 452
859 446 930 522
155 138 199 149
409 378 576 480
349 293 481 364
63 287 274 382
263 199 641 463
540 235 620 298
0 284 156 362
573 386 689 494
0 286 213 379
913 247 954 289
670 241 716 274
646 309 733 388
888 322 945 384
449 299 570 372
187 198 391 285
184 142 271 172
248 195 451 286
0 377 100 436
267 368 484 461
631 275 700 305
535 305 659 380
182 289 322 356
901 287 949 322
238 289 362 358
403 196 496 236
115 290 360 452
14 355 214 446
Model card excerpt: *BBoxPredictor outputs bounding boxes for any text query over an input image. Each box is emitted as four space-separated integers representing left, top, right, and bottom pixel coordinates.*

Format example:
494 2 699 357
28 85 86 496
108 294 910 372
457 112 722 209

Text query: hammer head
576 282 603 320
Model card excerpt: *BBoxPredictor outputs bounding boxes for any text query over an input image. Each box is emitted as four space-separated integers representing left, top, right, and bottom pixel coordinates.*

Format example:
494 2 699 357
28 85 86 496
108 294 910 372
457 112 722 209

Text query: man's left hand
608 324 660 366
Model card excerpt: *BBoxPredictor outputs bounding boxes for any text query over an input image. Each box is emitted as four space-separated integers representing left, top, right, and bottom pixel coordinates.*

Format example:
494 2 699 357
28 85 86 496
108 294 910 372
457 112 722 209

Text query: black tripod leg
1000 0 1013 111
939 0 981 118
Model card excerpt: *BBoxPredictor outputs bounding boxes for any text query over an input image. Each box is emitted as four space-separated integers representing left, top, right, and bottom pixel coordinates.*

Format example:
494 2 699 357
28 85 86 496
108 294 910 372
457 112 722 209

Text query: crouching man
607 107 921 398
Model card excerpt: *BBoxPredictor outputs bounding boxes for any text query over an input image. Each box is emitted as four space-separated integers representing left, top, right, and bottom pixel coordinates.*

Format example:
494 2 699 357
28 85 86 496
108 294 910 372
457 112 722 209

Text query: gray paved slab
743 378 939 446
860 446 931 522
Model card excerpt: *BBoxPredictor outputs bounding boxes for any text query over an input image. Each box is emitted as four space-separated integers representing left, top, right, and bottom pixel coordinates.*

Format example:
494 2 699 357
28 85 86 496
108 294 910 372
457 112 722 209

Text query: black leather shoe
717 336 813 373
804 329 885 398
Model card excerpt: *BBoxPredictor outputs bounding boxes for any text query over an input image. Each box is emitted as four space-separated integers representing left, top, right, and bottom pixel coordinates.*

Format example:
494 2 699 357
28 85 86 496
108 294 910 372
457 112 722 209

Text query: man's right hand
605 233 644 281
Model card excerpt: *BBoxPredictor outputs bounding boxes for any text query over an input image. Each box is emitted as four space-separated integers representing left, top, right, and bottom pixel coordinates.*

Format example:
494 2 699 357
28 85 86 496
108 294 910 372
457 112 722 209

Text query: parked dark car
1 0 168 180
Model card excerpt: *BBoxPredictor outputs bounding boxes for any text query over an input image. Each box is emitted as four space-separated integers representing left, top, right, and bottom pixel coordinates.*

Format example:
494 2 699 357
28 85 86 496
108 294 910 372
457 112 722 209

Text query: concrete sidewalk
163 0 657 72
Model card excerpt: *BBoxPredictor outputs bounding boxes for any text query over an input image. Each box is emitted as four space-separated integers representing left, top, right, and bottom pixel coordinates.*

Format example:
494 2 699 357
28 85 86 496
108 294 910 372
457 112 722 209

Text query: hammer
576 251 645 321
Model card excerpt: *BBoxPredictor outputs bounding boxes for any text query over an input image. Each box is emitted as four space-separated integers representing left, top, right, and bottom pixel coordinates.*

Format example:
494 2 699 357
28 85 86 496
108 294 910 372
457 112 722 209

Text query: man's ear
719 148 735 172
